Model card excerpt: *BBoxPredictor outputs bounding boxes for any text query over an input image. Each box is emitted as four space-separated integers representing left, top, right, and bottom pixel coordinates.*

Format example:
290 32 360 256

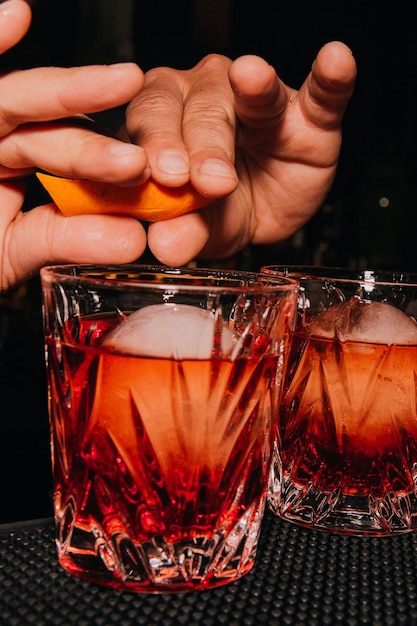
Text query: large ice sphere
103 303 239 359
309 296 417 345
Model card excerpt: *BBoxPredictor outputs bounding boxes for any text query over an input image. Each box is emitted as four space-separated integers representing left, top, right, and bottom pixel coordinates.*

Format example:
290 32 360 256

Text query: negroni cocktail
41 264 298 592
271 293 417 535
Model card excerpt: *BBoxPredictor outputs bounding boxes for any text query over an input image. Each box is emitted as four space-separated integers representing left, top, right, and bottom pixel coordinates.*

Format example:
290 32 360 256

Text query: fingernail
199 159 236 179
108 141 145 157
157 150 189 175
0 0 15 15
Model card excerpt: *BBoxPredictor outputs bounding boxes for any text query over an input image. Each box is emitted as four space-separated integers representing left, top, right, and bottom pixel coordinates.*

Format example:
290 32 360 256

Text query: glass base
269 477 417 536
54 500 264 593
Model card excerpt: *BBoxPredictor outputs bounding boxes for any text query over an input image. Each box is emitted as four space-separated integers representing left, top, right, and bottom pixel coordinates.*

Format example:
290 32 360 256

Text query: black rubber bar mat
1 510 417 626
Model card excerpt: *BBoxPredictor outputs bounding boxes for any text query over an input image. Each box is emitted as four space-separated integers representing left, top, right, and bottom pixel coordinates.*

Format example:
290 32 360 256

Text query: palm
236 92 342 242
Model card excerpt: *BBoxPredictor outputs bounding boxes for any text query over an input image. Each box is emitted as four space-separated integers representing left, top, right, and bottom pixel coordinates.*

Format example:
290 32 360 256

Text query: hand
0 0 149 291
126 42 357 265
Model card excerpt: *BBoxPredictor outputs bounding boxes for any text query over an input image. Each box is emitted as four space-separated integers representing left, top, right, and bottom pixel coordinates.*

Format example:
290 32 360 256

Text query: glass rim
261 265 417 287
40 263 300 294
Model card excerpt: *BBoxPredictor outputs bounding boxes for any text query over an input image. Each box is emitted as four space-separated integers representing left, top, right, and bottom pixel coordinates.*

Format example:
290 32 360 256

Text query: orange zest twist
36 172 212 222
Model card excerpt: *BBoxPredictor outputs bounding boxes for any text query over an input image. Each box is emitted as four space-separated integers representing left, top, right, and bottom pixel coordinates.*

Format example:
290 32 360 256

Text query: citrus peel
36 172 211 222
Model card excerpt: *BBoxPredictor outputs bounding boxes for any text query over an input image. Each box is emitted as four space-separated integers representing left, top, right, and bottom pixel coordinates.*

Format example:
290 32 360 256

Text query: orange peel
36 172 211 222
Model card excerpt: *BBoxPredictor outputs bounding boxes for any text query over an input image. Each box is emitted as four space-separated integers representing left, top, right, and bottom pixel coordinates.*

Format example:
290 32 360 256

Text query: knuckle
0 133 27 169
185 101 235 132
193 53 230 74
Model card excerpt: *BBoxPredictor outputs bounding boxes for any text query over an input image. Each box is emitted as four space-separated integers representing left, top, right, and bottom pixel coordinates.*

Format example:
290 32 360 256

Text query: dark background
1 0 416 522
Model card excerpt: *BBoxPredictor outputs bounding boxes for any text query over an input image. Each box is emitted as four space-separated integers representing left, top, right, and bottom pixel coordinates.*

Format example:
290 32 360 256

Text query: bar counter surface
1 510 417 626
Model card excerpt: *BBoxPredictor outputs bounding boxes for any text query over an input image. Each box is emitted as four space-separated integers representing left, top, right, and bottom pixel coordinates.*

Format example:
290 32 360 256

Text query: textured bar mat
1 510 417 626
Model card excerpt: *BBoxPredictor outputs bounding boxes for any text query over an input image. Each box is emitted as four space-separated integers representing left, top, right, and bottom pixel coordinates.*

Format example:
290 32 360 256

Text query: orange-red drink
262 266 417 535
41 265 298 592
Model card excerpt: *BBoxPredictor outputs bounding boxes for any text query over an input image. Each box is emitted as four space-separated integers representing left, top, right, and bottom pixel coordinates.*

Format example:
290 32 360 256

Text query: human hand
0 0 149 291
126 42 357 265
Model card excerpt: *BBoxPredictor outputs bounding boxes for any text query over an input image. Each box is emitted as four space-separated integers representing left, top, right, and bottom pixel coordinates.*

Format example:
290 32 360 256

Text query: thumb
2 204 148 291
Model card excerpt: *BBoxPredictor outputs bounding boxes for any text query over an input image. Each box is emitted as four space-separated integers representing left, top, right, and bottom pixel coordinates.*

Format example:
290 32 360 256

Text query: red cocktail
42 265 297 591
263 266 417 535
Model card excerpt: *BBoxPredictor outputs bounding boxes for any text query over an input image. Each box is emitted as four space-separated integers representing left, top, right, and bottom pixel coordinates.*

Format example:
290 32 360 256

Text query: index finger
126 68 190 185
0 63 144 136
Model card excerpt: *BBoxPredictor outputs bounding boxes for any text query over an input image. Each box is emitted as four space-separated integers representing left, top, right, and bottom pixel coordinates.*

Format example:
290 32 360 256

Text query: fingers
300 41 357 129
0 121 150 182
180 55 238 195
0 0 31 54
0 64 148 181
228 54 291 129
126 71 191 186
0 63 145 136
2 200 148 291
126 55 238 197
0 22 148 182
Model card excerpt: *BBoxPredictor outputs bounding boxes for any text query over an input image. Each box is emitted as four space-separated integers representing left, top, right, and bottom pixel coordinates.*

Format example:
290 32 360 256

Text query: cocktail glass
262 265 417 535
40 263 298 592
